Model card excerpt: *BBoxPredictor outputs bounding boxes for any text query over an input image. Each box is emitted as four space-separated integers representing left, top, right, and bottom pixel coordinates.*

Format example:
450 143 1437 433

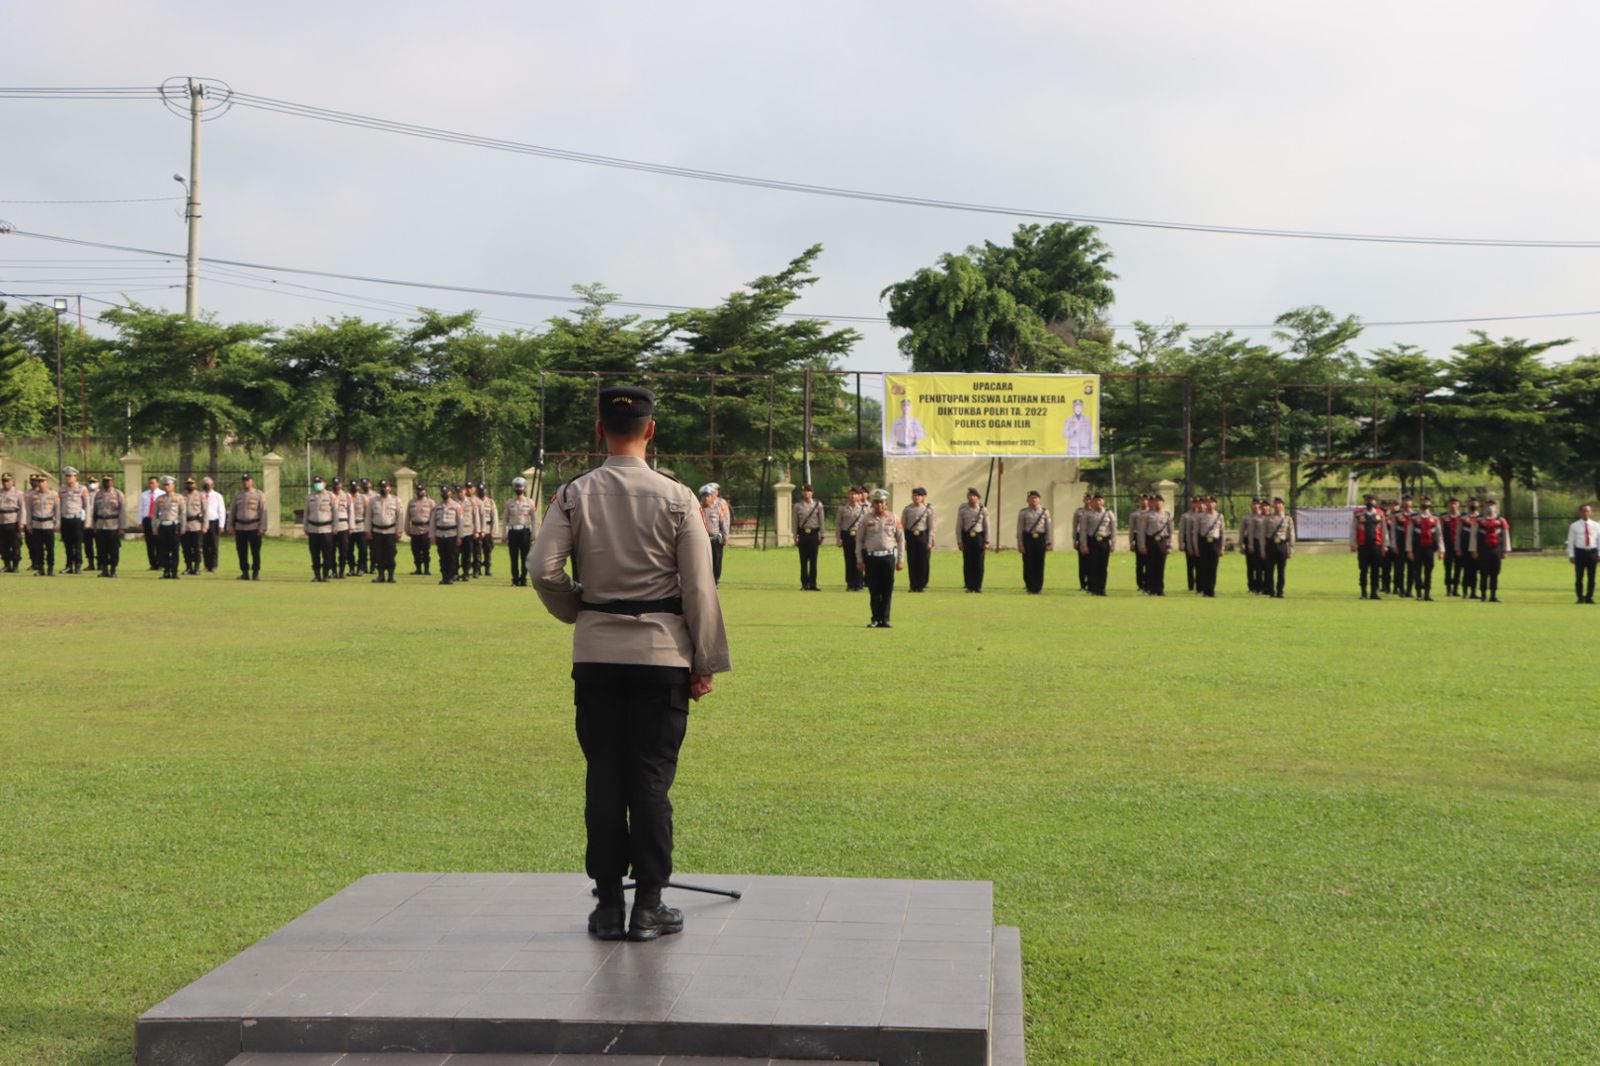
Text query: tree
270 317 406 478
1549 354 1600 500
90 305 275 478
0 301 54 439
1443 331 1571 514
1271 306 1363 508
1367 342 1451 492
1154 330 1281 496
881 222 1116 372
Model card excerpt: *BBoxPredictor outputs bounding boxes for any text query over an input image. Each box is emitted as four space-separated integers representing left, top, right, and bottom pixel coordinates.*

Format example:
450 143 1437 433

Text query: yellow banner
883 373 1101 458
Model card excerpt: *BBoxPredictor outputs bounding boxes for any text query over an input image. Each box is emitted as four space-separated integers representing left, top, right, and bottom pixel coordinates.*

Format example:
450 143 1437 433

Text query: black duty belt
579 597 683 616
306 519 332 527
372 523 395 530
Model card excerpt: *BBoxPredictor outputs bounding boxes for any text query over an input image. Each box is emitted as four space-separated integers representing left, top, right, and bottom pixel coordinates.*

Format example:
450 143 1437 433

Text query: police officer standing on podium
901 487 934 592
531 385 730 943
793 484 825 591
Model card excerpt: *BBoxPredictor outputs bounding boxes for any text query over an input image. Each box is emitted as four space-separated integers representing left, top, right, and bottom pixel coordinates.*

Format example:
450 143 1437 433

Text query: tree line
4 225 1599 513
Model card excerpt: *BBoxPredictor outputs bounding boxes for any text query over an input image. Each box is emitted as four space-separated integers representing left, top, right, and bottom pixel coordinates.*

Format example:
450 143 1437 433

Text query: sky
4 0 1600 393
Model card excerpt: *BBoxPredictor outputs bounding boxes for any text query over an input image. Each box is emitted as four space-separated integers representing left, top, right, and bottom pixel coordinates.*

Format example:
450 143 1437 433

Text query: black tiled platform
137 873 1024 1066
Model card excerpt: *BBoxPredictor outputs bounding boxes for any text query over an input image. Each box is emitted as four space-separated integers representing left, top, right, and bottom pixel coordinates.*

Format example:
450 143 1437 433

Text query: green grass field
2 542 1596 1064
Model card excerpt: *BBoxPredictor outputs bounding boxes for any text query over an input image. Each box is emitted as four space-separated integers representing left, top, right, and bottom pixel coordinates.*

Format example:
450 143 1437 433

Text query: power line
0 196 184 204
223 90 1600 250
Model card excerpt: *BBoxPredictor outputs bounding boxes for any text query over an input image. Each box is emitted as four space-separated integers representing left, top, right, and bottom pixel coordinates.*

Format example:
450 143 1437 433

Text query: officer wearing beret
1077 492 1116 596
91 475 125 577
1016 490 1052 594
531 385 730 943
1260 497 1295 598
1135 493 1174 596
901 487 935 592
152 475 186 579
836 485 867 590
503 476 538 586
406 483 435 576
0 472 24 573
957 487 989 592
855 487 906 626
792 483 825 591
367 479 401 583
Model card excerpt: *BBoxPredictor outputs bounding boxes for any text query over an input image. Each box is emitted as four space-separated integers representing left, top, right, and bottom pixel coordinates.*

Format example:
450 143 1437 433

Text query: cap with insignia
912 487 927 496
512 476 527 487
698 483 715 496
63 465 78 476
598 384 655 422
870 488 890 502
161 475 176 485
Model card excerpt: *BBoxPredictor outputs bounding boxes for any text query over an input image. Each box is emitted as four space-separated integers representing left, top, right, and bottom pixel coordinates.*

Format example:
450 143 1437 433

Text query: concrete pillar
773 480 794 544
261 452 284 537
394 466 417 541
120 452 144 529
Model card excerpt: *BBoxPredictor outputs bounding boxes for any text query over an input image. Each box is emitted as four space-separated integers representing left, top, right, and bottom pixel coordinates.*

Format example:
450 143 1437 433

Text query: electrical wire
0 196 184 204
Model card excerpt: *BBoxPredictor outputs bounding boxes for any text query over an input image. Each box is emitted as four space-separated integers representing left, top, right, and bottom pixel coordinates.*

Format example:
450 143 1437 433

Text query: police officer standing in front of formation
792 483 825 591
57 467 88 574
407 483 435 575
1136 493 1174 596
530 385 730 943
431 484 464 585
153 475 185 579
1077 492 1116 596
91 474 124 577
957 487 989 592
231 473 266 580
900 487 934 592
1259 497 1295 598
304 475 337 582
1469 497 1510 602
1017 490 1051 594
503 477 538 586
0 472 24 572
1350 493 1387 600
855 487 906 626
836 485 866 591
1567 502 1600 605
366 479 401 583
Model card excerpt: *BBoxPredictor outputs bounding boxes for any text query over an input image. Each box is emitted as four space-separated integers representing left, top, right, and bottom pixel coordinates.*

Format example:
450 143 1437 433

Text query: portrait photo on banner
883 373 1101 458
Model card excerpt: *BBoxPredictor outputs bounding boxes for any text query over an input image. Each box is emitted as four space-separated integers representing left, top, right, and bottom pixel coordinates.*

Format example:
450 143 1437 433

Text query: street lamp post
52 298 68 482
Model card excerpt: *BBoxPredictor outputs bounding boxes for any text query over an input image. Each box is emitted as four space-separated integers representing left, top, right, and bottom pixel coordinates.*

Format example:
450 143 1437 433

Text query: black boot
627 892 683 942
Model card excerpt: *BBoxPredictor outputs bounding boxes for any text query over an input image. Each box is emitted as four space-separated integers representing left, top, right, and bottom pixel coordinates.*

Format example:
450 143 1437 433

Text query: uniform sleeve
854 515 867 565
530 494 582 623
1045 510 1053 548
895 518 907 558
677 500 731 675
1108 511 1118 551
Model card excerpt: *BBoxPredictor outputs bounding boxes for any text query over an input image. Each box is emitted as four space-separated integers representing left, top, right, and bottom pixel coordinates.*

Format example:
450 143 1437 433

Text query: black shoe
372 576 384 583
440 578 453 585
867 620 879 627
627 901 684 942
411 568 420 576
587 902 626 941
1490 594 1500 602
238 574 250 581
252 572 260 580
880 621 892 628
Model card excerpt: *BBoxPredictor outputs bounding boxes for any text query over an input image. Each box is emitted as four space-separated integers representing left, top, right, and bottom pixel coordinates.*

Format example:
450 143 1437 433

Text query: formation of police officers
1347 493 1516 602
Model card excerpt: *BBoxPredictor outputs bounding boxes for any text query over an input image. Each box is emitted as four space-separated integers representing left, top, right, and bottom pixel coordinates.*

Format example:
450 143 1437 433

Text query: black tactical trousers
709 537 723 585
410 533 431 572
462 535 480 575
1442 547 1459 593
1146 546 1169 595
1021 537 1046 593
480 536 494 575
1573 548 1597 600
355 532 369 573
1134 545 1147 591
1085 540 1110 595
864 552 896 623
1459 551 1479 597
335 530 353 574
903 531 929 591
203 521 221 571
1358 544 1385 595
61 518 85 569
796 530 820 589
371 532 396 575
841 537 861 589
1477 552 1502 597
307 531 335 577
95 528 120 574
1196 542 1220 596
436 535 459 581
181 529 201 572
508 529 532 584
28 529 56 572
1265 545 1288 596
1078 544 1089 589
1184 550 1196 591
84 521 96 569
1408 553 1434 597
961 532 986 591
0 523 20 569
157 524 180 576
236 531 262 576
572 662 690 889
142 518 159 568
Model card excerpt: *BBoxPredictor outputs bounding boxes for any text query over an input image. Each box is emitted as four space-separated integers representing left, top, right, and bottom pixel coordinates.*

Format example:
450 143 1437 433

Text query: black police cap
598 385 655 419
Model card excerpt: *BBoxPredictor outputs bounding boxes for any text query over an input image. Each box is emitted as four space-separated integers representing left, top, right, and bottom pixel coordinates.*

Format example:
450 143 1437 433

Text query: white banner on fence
1295 507 1351 541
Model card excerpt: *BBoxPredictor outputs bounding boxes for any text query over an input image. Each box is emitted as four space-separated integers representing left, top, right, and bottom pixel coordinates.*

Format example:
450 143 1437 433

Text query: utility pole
52 299 66 482
183 78 202 318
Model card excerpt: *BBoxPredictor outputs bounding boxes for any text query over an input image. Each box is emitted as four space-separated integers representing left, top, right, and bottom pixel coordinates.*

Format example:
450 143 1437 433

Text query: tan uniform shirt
531 455 730 675
836 502 865 546
406 496 435 536
1079 508 1117 550
333 492 351 534
182 490 206 532
59 484 89 521
1017 505 1052 547
350 491 369 534
503 494 538 532
794 499 825 536
1072 506 1088 549
0 486 24 528
957 503 988 541
153 492 185 527
367 493 401 533
1195 510 1225 549
854 509 907 563
92 488 126 531
478 495 498 537
231 488 267 532
430 498 465 539
1138 508 1174 552
901 503 935 538
1262 513 1295 557
304 490 337 532
1178 510 1195 553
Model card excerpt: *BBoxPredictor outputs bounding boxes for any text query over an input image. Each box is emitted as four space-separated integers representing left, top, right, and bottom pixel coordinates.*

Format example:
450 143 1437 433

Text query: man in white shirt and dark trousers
137 476 164 571
1568 503 1600 604
201 477 227 573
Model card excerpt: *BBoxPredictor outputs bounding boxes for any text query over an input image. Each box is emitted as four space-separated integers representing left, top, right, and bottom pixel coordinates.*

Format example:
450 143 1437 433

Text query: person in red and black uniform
1440 497 1464 596
1384 496 1412 598
1349 494 1387 600
1469 497 1510 602
1457 498 1482 599
1406 497 1443 601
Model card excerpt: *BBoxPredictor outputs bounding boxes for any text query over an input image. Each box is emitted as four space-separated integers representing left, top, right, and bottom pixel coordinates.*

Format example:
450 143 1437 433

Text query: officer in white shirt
1567 503 1600 605
201 476 227 572
137 476 164 570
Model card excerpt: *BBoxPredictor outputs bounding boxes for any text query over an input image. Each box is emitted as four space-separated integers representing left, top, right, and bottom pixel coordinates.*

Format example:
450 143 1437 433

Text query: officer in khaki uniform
229 474 267 580
58 466 89 574
25 474 59 576
503 477 538 586
407 484 435 575
836 486 866 591
349 479 370 575
91 475 125 577
430 485 465 584
1241 499 1262 594
957 488 989 592
0 472 24 572
793 484 826 591
900 487 935 593
1016 490 1052 594
477 482 498 577
530 385 730 943
152 475 186 579
1077 492 1116 596
855 487 907 627
1129 494 1149 592
329 477 353 578
178 477 206 575
304 476 337 582
1193 496 1226 597
1136 493 1174 596
699 484 727 585
1259 497 1295 598
366 479 401 583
